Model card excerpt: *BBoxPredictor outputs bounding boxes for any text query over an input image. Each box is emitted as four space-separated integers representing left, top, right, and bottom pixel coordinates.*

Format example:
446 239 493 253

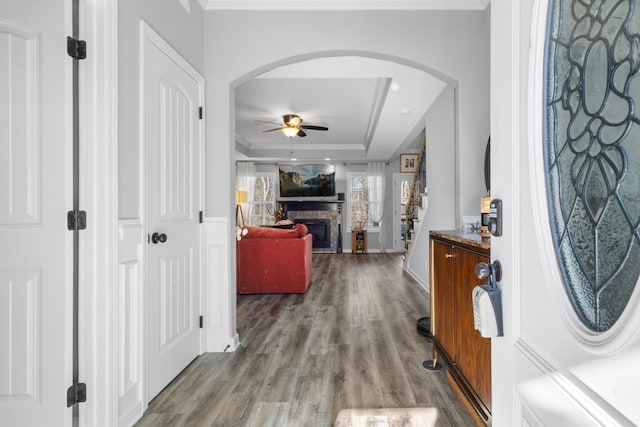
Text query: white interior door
492 1 640 425
392 173 413 252
142 23 203 401
0 1 71 425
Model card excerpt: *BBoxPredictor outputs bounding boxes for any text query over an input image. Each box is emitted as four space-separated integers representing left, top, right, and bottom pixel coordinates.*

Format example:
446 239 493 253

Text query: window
347 173 378 229
249 173 276 225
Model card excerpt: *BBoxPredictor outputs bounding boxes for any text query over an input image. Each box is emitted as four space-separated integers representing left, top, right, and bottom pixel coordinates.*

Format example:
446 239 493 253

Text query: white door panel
142 22 203 402
492 0 640 425
0 1 71 425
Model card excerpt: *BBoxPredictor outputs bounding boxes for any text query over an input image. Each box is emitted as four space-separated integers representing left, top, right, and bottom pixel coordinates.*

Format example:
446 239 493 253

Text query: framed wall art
400 153 419 173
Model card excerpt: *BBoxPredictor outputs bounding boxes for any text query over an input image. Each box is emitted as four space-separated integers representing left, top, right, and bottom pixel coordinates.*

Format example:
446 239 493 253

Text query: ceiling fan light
289 115 302 126
281 126 300 138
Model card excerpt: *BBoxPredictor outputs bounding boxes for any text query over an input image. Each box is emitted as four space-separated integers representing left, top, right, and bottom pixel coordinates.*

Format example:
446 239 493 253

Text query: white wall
203 8 489 347
406 84 457 289
118 0 204 218
205 10 490 218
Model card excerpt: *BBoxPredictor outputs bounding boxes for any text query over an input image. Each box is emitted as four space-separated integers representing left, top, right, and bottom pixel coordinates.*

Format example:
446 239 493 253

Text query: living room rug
334 407 439 427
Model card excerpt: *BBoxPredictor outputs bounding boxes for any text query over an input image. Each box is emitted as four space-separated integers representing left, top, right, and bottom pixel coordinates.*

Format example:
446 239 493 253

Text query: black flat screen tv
277 164 336 200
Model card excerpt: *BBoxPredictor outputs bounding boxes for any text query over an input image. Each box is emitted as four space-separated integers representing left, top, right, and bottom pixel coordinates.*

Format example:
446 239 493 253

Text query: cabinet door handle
445 254 454 258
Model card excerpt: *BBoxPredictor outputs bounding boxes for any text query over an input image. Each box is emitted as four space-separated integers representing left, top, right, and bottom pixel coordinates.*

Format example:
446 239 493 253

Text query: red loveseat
236 223 312 294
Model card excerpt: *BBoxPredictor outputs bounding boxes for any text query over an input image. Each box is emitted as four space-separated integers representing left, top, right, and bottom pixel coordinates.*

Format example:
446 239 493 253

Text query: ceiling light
390 82 400 92
281 126 300 138
400 108 412 116
325 158 331 161
288 115 302 126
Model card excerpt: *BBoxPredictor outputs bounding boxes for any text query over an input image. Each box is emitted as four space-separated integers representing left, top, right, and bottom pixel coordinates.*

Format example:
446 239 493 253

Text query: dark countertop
429 229 491 251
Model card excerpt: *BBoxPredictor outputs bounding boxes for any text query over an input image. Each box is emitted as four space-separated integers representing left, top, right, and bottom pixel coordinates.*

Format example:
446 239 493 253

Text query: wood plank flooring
135 253 475 427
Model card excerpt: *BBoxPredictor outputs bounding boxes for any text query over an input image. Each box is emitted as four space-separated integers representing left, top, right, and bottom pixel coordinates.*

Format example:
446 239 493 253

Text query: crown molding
202 0 490 11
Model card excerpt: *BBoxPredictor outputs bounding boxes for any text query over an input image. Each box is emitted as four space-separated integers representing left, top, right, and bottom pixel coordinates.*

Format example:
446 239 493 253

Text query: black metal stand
337 223 342 253
422 359 442 372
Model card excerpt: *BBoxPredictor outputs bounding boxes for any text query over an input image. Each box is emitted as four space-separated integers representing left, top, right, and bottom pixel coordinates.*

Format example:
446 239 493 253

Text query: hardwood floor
135 253 475 427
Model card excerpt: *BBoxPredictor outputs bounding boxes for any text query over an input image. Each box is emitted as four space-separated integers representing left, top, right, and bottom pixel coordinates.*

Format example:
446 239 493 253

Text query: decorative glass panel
544 0 640 331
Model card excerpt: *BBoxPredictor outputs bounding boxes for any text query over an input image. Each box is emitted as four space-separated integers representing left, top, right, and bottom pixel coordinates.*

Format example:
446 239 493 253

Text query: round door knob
151 232 167 244
475 260 502 282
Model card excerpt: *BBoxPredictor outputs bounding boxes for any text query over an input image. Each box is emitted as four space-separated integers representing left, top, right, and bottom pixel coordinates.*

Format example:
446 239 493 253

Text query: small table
351 229 367 254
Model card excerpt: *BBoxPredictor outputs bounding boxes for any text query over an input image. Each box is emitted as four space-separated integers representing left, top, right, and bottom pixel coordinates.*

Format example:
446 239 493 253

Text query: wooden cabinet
351 229 367 253
430 232 491 425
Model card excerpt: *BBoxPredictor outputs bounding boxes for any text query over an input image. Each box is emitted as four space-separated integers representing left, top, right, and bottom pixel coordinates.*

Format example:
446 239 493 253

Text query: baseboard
447 370 488 427
207 332 240 353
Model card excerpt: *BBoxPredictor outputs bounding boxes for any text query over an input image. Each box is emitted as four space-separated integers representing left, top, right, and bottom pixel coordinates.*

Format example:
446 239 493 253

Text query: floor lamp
235 190 247 226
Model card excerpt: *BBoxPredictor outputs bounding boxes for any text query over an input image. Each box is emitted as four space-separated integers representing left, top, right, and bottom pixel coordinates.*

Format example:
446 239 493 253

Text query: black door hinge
67 36 86 60
66 382 87 407
199 315 204 328
67 210 87 231
199 211 203 223
199 107 203 120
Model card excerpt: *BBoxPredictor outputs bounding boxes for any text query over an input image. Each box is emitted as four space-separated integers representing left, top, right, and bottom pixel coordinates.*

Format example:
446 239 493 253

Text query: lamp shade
235 190 248 204
281 126 300 138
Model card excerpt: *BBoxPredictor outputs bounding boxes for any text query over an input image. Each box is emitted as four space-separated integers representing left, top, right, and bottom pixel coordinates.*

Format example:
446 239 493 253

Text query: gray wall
118 0 204 219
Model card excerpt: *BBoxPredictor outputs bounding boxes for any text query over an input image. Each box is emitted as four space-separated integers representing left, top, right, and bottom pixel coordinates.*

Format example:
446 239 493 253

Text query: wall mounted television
277 164 336 200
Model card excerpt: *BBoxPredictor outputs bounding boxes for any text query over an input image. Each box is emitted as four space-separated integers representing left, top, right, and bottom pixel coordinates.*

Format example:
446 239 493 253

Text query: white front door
392 173 413 252
142 23 204 401
0 1 72 425
492 1 640 425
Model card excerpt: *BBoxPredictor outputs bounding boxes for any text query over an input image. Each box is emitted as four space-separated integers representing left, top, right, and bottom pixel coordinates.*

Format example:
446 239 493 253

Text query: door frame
75 0 119 426
139 20 206 404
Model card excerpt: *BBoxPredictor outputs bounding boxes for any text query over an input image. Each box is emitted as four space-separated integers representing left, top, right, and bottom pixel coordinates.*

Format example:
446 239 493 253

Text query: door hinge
66 382 87 407
199 211 203 223
67 210 87 231
199 106 203 120
67 36 86 60
199 315 204 328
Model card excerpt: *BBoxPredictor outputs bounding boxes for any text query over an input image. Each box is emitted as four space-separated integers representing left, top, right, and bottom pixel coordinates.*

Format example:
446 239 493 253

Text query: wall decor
400 153 419 173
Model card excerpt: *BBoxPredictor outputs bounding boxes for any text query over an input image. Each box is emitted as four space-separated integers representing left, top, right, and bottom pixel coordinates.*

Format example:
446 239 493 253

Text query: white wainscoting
117 219 145 426
204 217 239 352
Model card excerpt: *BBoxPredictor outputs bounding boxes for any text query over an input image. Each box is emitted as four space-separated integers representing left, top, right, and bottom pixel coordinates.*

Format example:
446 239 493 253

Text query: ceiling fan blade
297 130 307 137
255 119 284 126
263 127 283 132
300 125 328 131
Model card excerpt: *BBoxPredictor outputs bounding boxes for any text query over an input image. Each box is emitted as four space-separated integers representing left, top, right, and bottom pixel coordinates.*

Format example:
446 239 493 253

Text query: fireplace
279 200 344 253
295 219 330 249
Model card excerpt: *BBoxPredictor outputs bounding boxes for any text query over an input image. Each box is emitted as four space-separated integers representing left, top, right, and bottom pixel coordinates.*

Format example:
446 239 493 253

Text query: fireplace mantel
277 200 344 213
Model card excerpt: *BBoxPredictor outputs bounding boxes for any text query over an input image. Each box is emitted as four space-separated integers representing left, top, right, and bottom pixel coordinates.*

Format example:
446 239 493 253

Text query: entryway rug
334 407 438 427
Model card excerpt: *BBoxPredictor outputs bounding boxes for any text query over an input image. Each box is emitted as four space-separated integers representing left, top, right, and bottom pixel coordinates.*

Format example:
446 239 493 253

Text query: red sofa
236 224 313 294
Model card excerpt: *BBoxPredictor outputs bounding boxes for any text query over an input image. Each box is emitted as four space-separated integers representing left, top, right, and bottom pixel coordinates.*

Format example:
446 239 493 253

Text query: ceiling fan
258 114 329 138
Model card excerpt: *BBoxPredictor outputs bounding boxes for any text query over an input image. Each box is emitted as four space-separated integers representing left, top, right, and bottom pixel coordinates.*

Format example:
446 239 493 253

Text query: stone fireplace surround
279 200 344 253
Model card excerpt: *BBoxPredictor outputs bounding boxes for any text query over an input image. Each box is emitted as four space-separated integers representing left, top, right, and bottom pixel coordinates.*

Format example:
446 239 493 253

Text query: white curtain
367 162 386 249
236 162 256 225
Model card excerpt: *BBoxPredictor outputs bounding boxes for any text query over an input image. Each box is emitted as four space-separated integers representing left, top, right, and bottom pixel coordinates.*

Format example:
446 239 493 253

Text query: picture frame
400 153 419 173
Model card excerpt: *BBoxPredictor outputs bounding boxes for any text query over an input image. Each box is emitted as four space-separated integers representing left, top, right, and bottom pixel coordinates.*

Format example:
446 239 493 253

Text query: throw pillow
268 224 295 229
